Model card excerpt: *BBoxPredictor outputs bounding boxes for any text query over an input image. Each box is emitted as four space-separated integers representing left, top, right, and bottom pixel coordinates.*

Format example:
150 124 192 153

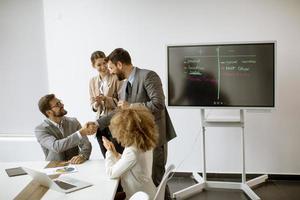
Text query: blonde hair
109 106 158 152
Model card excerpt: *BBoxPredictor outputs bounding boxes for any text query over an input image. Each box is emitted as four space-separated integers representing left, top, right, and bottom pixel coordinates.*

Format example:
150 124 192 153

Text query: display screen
167 42 275 107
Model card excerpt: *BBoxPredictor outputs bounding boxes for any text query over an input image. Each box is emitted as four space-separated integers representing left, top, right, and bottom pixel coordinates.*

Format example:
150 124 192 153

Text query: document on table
42 165 78 175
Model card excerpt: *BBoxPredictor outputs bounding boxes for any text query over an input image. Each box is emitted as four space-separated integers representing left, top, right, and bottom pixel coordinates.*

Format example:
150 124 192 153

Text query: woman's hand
102 136 119 158
93 95 106 107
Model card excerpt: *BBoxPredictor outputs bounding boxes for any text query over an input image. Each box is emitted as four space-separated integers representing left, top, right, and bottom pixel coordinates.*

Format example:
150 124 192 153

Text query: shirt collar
127 67 136 86
47 117 65 128
97 74 109 82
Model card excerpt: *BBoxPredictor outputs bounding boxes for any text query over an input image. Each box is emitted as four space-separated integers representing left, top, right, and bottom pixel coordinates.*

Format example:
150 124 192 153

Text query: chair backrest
129 191 150 200
153 164 175 200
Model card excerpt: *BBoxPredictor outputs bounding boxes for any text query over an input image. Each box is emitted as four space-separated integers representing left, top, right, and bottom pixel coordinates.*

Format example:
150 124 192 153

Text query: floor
167 173 300 200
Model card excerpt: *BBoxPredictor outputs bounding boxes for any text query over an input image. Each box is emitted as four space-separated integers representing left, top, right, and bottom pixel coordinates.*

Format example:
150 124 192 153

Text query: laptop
22 167 93 193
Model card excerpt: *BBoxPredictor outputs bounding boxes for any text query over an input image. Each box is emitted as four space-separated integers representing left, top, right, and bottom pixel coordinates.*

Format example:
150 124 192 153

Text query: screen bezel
166 41 277 109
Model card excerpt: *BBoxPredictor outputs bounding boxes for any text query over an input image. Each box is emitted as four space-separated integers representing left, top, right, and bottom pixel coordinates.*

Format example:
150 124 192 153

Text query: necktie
125 81 132 101
58 122 64 137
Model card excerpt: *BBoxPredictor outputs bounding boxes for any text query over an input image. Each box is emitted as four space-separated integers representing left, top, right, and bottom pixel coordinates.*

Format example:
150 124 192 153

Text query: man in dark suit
35 94 97 164
97 48 177 186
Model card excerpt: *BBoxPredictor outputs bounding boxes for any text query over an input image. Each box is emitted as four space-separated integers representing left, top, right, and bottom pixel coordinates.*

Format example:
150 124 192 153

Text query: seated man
35 94 97 164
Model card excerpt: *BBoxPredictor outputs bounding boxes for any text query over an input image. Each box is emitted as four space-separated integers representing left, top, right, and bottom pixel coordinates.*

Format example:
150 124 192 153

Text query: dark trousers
152 143 168 186
96 127 124 158
152 143 171 199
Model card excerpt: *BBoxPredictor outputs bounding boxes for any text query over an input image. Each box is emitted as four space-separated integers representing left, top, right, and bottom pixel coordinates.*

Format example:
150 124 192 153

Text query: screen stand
172 109 268 200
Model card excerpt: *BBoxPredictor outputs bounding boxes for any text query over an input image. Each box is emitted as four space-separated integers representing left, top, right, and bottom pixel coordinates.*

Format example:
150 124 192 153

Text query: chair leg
165 185 172 200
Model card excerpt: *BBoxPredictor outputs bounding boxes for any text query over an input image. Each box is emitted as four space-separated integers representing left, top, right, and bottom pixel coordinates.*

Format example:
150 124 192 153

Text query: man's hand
68 155 86 164
117 100 130 109
79 122 98 136
102 136 119 158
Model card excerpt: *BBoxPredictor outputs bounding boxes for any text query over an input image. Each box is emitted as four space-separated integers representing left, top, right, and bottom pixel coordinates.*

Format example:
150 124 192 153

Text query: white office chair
129 164 175 200
129 191 150 200
154 164 175 200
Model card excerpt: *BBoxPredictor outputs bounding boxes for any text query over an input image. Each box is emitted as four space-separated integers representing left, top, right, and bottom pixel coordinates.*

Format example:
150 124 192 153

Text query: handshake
79 122 98 136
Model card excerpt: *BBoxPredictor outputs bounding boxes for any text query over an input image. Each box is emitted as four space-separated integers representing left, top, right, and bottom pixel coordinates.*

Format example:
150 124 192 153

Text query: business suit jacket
98 67 177 146
35 117 92 161
89 74 121 118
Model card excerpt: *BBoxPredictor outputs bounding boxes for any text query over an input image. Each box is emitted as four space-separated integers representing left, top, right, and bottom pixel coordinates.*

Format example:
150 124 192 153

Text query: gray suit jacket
97 67 177 146
35 117 92 161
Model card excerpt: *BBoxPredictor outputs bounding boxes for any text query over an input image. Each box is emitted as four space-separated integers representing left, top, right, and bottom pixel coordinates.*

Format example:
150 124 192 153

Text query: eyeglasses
50 100 64 109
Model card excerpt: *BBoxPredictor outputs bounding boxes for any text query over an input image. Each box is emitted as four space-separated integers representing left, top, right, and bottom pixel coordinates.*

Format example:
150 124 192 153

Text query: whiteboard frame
165 40 277 110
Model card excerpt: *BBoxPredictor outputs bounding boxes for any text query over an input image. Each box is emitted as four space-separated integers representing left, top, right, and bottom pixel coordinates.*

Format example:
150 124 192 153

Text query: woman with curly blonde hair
102 106 158 200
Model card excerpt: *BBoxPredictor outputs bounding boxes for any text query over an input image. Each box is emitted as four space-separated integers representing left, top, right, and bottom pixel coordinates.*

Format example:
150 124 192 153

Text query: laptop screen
54 180 76 190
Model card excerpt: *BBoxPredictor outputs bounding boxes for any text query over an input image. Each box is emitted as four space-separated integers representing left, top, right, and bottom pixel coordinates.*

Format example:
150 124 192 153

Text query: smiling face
47 97 67 118
93 58 108 74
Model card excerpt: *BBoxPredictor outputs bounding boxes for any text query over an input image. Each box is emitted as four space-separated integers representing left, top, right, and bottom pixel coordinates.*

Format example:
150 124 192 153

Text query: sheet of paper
42 165 78 175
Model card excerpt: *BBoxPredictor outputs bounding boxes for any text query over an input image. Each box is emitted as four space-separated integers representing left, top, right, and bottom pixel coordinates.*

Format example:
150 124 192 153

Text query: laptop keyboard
54 180 76 190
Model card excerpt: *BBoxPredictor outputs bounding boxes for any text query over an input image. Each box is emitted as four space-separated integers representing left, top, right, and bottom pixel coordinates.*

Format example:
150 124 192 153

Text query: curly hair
109 106 158 152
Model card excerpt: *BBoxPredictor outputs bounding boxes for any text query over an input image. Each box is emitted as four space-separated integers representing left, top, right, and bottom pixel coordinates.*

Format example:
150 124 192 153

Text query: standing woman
89 51 123 157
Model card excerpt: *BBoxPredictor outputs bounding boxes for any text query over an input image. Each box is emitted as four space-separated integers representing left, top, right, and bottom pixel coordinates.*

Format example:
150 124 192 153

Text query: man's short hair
38 94 55 117
106 48 132 65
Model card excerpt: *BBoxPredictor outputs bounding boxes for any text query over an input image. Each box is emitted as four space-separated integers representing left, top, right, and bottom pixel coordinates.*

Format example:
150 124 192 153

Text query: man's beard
116 71 125 81
53 108 67 117
115 69 125 81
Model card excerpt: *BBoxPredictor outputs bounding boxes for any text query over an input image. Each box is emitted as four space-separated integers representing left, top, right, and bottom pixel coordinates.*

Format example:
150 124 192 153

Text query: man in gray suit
97 48 177 186
35 94 97 164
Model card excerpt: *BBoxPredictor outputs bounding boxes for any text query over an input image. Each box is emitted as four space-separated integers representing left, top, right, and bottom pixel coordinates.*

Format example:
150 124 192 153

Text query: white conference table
0 160 119 200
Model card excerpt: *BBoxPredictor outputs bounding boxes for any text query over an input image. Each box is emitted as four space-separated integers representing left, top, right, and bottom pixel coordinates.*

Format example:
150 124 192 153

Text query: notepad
5 167 27 177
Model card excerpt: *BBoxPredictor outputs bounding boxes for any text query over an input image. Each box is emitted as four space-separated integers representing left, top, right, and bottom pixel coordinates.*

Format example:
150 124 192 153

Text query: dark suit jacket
35 117 92 161
97 67 176 146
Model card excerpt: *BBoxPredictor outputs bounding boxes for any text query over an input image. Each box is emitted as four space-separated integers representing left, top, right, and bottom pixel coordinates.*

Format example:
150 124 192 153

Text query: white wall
1 0 300 174
0 0 48 134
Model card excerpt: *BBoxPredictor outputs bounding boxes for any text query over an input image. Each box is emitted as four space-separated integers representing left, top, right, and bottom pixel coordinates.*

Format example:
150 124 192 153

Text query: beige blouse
89 74 121 118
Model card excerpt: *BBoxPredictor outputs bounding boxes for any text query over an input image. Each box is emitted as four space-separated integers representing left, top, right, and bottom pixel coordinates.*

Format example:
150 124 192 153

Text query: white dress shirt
105 146 157 200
